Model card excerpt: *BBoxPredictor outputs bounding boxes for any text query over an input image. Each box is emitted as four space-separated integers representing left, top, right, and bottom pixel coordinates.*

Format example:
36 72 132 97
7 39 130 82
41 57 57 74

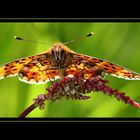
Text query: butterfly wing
0 56 33 79
18 59 60 84
70 53 140 80
0 52 51 80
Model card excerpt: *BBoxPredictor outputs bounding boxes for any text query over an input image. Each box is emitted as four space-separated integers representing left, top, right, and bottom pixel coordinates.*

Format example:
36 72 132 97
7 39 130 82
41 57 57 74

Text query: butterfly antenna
14 36 49 45
63 32 95 45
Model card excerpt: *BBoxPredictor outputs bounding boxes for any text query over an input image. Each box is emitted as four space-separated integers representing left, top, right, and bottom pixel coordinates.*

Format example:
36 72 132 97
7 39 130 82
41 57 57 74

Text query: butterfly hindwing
65 60 103 79
71 53 140 80
18 55 60 84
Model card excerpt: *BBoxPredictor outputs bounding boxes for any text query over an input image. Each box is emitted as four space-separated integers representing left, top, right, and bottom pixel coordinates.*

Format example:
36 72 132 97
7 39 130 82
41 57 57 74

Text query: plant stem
18 104 38 118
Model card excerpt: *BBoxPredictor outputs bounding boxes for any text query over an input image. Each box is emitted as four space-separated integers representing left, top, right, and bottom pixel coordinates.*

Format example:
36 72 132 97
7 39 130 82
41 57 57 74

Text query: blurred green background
0 22 140 117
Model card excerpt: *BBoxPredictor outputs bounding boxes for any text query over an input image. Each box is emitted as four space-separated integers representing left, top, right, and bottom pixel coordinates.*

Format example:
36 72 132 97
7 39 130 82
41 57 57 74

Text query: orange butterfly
0 33 140 84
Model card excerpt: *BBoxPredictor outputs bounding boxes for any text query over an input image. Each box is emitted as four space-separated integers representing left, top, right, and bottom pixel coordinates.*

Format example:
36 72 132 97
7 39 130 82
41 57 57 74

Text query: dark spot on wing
103 68 109 71
4 67 8 70
70 70 75 72
112 66 116 69
12 68 17 71
104 64 110 67
9 65 15 68
51 71 57 74
15 60 19 63
32 72 36 75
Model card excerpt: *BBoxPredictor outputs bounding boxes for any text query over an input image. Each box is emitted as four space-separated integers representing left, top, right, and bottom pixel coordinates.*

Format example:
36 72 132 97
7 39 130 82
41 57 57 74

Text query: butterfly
0 36 140 84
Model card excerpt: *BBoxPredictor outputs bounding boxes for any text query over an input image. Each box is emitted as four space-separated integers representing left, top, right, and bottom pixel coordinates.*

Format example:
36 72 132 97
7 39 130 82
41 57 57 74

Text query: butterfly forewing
0 57 33 79
0 52 51 81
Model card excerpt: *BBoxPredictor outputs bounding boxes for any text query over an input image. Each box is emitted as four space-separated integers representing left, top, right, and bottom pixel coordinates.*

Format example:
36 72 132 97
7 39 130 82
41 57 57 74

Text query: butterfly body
49 42 74 70
0 42 140 84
